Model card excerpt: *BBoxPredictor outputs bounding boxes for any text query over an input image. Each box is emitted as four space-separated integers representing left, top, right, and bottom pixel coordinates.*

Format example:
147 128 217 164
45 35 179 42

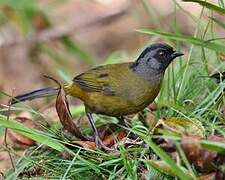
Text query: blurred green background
0 0 225 177
0 0 223 106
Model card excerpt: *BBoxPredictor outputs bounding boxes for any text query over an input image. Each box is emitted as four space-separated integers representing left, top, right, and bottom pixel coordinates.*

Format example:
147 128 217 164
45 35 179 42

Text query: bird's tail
11 87 59 104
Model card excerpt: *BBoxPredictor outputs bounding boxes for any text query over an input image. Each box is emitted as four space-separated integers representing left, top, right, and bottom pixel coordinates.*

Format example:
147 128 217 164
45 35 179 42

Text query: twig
4 88 15 170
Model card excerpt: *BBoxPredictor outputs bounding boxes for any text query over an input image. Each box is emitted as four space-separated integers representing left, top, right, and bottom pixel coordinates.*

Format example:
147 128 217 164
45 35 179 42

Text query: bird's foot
94 134 114 152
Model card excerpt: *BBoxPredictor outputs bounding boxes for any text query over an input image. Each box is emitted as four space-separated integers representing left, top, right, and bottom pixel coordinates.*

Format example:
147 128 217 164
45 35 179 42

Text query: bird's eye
159 51 165 56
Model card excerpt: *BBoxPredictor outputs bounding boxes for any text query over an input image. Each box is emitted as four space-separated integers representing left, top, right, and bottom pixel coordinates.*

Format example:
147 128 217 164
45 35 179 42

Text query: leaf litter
2 77 225 179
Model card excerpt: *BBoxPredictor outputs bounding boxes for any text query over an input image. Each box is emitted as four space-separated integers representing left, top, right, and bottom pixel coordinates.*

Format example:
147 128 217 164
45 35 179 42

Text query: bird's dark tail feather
11 87 59 104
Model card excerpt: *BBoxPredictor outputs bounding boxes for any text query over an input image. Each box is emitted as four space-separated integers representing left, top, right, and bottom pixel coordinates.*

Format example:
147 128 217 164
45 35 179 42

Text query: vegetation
0 0 225 179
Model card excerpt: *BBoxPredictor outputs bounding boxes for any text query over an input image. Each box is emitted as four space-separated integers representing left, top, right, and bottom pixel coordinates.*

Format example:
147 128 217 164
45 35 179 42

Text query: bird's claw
94 134 114 152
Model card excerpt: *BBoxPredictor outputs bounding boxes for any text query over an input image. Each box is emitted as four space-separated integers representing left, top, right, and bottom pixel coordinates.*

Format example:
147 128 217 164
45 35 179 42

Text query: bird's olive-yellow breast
65 43 184 117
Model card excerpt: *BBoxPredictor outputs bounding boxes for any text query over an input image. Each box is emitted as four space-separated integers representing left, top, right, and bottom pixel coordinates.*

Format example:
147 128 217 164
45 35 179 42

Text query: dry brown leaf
159 141 176 153
215 172 225 180
72 130 127 149
18 166 45 178
116 137 143 149
208 135 225 144
54 77 87 140
219 54 225 61
2 116 41 148
148 160 193 179
103 130 127 146
72 141 96 149
16 116 41 130
197 173 216 180
116 130 127 140
16 112 33 119
145 113 156 130
182 135 217 172
153 117 204 137
97 126 112 140
7 129 36 147
198 172 225 180
60 151 73 160
147 102 157 111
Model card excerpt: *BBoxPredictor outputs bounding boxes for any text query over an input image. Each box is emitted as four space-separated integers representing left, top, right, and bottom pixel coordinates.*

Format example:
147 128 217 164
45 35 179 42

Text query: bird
11 43 184 150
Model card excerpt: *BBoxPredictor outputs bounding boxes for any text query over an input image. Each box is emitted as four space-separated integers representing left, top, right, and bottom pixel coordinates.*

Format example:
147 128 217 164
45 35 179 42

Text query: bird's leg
86 112 113 151
138 112 149 128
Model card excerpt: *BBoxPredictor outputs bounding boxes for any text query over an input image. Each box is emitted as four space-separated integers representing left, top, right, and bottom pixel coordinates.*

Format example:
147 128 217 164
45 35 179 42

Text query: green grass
0 0 225 179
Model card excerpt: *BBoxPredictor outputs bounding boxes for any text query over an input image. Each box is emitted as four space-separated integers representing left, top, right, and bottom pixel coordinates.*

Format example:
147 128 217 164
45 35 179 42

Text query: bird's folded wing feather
73 63 130 95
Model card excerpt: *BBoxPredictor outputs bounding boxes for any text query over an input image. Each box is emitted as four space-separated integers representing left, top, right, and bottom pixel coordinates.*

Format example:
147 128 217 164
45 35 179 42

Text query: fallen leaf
7 129 36 147
97 124 118 140
18 166 45 178
16 112 33 119
197 173 216 180
148 160 193 179
15 116 41 130
159 141 176 153
116 136 143 149
145 113 156 130
60 151 73 160
72 140 96 149
147 102 157 111
48 76 87 141
182 135 217 172
208 135 225 144
215 171 225 180
2 116 41 148
202 135 225 153
197 171 225 180
138 112 156 129
153 117 204 137
103 130 127 146
219 54 225 61
72 130 127 150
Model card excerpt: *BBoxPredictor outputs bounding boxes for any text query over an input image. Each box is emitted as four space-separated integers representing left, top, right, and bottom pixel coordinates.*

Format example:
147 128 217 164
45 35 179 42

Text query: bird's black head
130 43 184 73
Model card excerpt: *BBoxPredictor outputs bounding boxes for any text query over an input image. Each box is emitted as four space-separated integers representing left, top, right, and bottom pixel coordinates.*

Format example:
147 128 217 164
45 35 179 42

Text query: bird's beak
172 51 184 58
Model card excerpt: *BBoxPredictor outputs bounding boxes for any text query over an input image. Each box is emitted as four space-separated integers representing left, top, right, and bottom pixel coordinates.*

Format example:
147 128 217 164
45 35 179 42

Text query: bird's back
65 62 163 117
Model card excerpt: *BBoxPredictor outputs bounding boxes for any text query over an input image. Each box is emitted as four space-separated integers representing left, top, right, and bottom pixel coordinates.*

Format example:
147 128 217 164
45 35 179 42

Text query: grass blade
183 0 225 14
210 17 225 29
137 29 225 53
145 137 190 180
0 114 66 152
201 140 225 153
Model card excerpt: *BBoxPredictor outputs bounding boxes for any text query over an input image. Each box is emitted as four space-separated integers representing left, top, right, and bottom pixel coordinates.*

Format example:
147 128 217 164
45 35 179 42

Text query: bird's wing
73 63 130 95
